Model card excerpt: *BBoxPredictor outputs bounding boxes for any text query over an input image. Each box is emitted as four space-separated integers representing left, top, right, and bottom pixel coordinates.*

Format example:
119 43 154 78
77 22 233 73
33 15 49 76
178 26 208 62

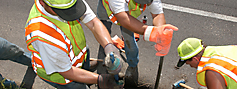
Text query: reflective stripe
205 63 237 82
33 53 43 68
33 65 37 73
75 63 83 68
71 47 87 64
43 0 75 7
34 53 41 60
212 56 237 66
140 4 147 12
69 48 75 60
144 26 154 41
198 56 237 71
109 14 118 25
26 30 68 52
200 57 210 62
26 17 71 45
197 55 237 86
36 63 43 68
197 66 203 71
65 79 71 83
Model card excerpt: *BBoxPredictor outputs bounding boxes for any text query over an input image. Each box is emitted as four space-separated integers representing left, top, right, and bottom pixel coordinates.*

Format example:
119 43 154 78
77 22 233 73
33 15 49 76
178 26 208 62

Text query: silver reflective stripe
65 79 71 83
28 17 70 45
109 14 118 24
144 26 154 41
34 53 41 60
205 63 237 82
212 56 237 66
75 63 83 68
200 57 210 62
71 47 87 64
69 48 75 59
197 57 211 71
27 30 68 51
197 66 203 71
33 53 43 68
26 17 70 51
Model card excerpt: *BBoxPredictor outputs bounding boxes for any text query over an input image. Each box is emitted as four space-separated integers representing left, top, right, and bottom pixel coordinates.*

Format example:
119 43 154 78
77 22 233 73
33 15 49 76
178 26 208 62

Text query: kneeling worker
176 38 237 89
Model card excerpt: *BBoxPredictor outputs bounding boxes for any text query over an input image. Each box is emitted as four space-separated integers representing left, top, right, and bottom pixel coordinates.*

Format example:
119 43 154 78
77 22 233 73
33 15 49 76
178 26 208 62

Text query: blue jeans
0 37 32 66
97 0 139 67
0 37 36 89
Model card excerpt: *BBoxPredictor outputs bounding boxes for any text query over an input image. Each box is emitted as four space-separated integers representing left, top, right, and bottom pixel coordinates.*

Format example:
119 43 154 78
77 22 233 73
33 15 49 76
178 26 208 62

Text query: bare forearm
86 17 113 48
152 13 166 26
115 12 148 35
59 66 99 84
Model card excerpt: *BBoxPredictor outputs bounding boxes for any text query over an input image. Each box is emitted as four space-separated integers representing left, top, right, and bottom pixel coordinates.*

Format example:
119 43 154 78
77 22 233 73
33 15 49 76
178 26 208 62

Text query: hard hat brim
133 0 153 4
176 59 187 68
52 0 86 21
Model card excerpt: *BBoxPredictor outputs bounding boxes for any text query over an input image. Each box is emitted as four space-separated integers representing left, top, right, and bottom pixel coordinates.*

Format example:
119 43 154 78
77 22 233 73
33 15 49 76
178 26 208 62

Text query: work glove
143 24 178 56
112 35 125 50
104 43 126 78
98 74 124 89
104 43 120 58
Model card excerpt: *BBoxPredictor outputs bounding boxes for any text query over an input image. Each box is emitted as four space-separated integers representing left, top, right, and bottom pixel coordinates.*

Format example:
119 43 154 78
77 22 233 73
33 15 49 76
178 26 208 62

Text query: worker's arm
85 17 124 77
85 17 113 48
59 66 98 84
151 13 166 26
59 66 121 88
114 11 148 35
205 70 226 89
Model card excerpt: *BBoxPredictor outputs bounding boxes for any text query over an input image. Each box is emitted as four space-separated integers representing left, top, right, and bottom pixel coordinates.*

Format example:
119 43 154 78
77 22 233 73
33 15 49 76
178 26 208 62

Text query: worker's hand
104 43 120 57
143 24 178 56
98 74 124 89
112 35 125 50
104 53 126 78
104 43 126 78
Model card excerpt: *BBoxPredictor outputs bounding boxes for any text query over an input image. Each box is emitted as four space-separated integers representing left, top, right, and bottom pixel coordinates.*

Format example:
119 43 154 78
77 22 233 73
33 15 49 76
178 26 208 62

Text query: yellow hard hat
43 0 86 21
176 38 203 67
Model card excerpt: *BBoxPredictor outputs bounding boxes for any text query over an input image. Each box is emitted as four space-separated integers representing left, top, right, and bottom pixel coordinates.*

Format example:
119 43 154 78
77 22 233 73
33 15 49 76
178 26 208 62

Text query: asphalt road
0 0 236 89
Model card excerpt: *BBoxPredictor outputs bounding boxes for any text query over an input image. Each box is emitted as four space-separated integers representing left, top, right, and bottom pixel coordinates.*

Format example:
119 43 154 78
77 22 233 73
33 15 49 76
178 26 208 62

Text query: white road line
163 3 237 23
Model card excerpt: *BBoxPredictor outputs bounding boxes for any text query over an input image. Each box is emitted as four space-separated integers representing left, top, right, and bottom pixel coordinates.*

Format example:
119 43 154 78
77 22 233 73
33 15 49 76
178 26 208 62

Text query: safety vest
25 0 87 85
102 0 147 25
196 45 237 89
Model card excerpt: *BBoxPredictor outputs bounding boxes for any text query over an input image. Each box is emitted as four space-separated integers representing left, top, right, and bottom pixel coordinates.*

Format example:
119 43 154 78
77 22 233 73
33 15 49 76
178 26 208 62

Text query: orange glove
134 33 140 42
112 35 124 50
143 24 178 56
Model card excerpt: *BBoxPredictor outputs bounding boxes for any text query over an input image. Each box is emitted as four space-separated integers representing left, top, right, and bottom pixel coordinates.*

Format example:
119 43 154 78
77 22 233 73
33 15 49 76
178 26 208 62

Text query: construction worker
0 37 36 89
97 0 178 87
24 0 126 89
176 38 237 89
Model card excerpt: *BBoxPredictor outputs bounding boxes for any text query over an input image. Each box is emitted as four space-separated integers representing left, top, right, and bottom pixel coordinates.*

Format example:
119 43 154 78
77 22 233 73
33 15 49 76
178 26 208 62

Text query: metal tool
90 58 103 62
109 52 124 86
110 52 119 81
172 79 194 89
154 56 164 89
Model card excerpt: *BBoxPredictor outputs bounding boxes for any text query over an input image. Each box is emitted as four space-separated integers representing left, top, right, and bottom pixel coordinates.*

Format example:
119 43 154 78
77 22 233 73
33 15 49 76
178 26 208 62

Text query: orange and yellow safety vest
25 0 87 85
196 46 237 89
102 0 147 25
